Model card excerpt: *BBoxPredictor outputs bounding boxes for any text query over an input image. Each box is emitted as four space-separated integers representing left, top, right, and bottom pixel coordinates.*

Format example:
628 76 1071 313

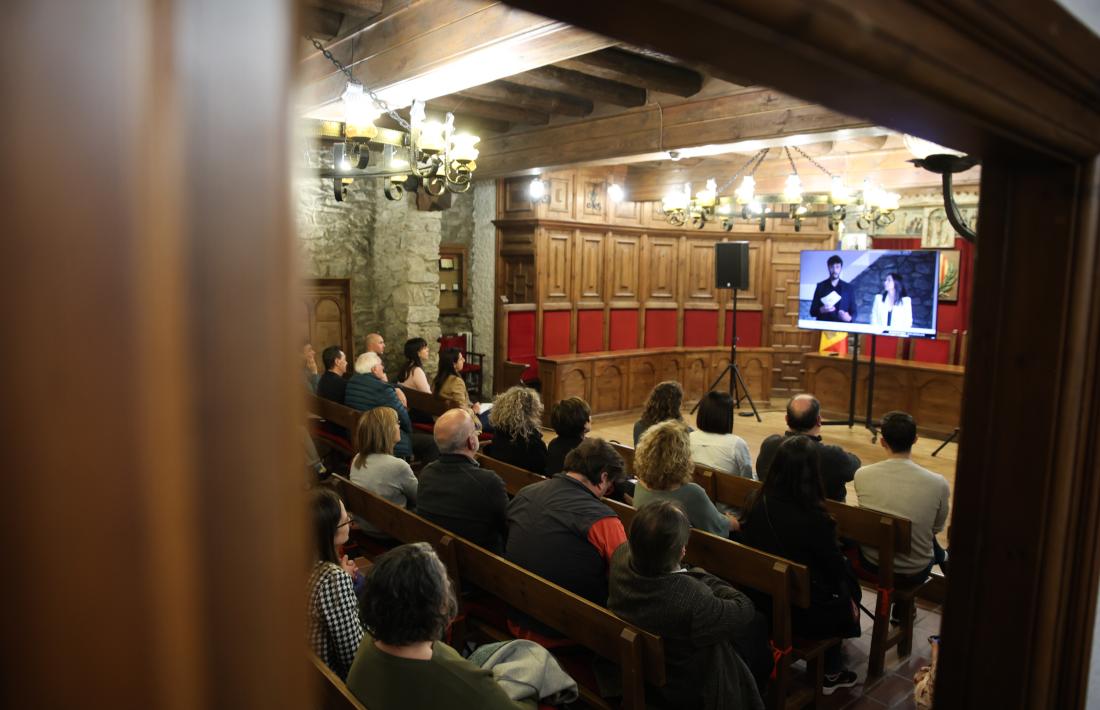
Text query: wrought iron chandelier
310 38 480 202
662 146 900 232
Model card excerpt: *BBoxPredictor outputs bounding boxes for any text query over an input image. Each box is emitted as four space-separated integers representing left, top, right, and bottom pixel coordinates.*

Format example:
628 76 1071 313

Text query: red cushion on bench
413 422 435 433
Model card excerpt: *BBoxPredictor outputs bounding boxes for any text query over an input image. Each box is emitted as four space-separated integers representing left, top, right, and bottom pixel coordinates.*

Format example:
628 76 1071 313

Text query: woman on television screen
870 272 913 331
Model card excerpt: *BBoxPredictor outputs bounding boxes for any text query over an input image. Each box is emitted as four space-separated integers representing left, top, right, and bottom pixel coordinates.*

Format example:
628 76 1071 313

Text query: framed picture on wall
938 249 961 302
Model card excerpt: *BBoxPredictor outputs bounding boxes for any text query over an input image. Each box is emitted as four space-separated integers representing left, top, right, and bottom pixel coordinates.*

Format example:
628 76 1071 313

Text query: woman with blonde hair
633 420 739 536
484 385 547 474
349 408 417 535
632 381 690 445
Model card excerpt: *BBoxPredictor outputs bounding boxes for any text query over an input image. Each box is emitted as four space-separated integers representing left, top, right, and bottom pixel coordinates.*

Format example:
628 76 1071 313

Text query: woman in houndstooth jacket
307 488 364 679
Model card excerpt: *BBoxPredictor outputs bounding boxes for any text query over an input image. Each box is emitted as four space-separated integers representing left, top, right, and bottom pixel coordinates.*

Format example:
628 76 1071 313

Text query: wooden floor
578 399 957 545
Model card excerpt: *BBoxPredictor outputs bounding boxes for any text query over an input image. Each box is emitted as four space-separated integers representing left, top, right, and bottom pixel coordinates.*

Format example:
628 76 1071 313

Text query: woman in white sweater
870 272 913 331
689 391 754 479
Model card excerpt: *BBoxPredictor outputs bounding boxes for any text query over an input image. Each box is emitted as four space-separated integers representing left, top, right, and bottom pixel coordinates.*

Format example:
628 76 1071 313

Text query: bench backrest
331 475 667 689
309 394 364 436
476 454 811 649
397 386 464 418
310 652 369 710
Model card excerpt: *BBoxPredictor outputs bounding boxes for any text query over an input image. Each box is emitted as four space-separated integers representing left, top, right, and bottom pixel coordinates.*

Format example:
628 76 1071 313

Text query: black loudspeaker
715 241 750 289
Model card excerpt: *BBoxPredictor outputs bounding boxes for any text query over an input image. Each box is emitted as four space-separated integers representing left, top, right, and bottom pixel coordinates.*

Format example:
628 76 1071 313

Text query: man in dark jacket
345 351 437 462
316 345 348 404
417 408 509 553
809 254 856 323
609 500 767 709
756 394 861 502
506 438 628 607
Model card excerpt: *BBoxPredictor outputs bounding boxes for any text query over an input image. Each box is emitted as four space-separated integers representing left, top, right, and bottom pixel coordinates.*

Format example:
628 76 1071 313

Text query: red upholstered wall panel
542 311 572 356
683 310 719 346
506 311 538 379
577 310 605 353
723 311 763 347
609 309 638 351
645 310 678 348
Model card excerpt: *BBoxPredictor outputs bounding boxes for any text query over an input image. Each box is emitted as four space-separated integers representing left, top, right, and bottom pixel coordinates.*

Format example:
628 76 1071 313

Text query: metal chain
309 37 411 130
791 145 835 179
717 148 769 194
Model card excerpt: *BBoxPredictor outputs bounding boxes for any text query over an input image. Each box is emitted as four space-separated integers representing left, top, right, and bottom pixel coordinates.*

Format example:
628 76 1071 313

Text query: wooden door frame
502 1 1100 708
304 277 355 360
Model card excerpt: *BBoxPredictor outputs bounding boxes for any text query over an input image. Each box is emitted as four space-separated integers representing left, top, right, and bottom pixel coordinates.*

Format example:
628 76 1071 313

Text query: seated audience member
349 408 417 536
740 436 861 694
434 347 490 430
756 394 860 502
417 409 509 554
316 345 349 404
308 488 364 679
346 543 534 710
397 337 432 393
302 341 320 393
544 396 591 475
506 438 628 607
346 352 438 463
633 380 691 445
485 386 547 474
608 501 767 709
364 331 385 356
633 421 739 537
690 391 754 479
854 411 950 580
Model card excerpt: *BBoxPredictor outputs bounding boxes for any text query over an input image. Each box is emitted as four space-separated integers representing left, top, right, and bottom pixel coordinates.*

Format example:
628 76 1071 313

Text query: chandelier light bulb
529 177 547 201
783 173 803 204
735 175 756 204
341 82 382 137
830 176 851 205
418 120 446 152
449 133 480 163
696 178 717 208
607 183 624 203
409 100 426 128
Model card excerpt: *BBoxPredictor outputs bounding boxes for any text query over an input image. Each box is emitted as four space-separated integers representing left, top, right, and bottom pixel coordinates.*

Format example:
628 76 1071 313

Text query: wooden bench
310 652 369 710
397 386 493 442
332 475 667 710
710 463 919 679
308 394 365 455
477 454 830 710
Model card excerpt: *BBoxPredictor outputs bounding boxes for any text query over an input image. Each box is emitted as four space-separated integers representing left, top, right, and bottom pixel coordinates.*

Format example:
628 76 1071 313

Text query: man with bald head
756 393 861 502
364 332 385 356
415 409 509 553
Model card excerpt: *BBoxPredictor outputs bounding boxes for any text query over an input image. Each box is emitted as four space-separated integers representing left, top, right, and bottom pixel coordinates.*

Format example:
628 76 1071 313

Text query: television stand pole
865 334 880 443
692 288 762 422
822 332 860 428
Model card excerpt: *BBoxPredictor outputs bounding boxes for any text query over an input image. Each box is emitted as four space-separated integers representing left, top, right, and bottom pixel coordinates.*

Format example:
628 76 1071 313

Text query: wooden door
302 279 354 359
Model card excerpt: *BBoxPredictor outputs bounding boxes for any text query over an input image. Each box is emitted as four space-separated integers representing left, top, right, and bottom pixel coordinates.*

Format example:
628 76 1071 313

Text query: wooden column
0 1 307 708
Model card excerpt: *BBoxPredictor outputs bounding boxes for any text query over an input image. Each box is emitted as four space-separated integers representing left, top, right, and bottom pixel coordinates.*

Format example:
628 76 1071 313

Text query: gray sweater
350 453 417 535
633 482 729 537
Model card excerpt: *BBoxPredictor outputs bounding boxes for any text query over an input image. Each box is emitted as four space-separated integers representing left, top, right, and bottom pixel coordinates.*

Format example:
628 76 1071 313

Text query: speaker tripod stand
692 288 762 421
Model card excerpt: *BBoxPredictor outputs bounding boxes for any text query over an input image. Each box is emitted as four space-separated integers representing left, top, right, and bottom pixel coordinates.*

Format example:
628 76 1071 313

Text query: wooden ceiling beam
555 47 703 97
426 96 549 125
299 0 614 120
505 65 646 107
375 112 511 135
476 87 871 177
303 6 345 40
456 81 593 117
310 0 383 16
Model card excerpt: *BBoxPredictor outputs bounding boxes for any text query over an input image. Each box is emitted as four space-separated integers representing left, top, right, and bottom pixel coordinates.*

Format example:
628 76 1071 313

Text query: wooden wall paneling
546 173 574 220
804 356 853 417
658 352 684 387
738 349 773 403
612 199 643 227
497 228 537 304
576 230 606 304
577 174 609 224
767 236 832 396
303 278 354 360
543 228 573 303
685 238 717 303
592 357 627 413
683 351 711 401
911 371 964 434
643 234 680 304
628 354 658 408
501 178 537 219
860 367 909 419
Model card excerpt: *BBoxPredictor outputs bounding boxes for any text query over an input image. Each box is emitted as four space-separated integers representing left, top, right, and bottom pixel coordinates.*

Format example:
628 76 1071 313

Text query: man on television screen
810 254 856 323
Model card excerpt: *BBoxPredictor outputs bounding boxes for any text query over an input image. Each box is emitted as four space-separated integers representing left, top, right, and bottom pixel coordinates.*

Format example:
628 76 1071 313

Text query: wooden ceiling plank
505 65 646 107
554 47 703 96
303 7 346 40
299 0 615 118
426 96 549 125
311 0 384 16
456 81 593 117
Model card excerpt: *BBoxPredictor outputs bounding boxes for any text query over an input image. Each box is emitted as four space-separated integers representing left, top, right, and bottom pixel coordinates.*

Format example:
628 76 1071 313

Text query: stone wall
297 148 495 388
440 181 496 393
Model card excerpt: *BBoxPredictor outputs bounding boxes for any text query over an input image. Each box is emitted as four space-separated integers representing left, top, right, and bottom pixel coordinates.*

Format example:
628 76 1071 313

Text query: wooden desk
537 346 773 418
804 352 964 438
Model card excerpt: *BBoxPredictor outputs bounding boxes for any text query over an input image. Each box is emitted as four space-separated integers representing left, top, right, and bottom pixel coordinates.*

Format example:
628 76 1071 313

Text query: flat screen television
797 249 941 338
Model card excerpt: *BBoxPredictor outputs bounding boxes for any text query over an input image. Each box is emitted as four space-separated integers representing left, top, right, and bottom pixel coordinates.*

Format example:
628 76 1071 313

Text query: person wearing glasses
307 487 364 679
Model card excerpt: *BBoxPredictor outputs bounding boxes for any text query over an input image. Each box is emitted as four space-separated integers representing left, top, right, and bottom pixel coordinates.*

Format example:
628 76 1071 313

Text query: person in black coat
483 386 547 474
544 396 591 475
809 254 856 323
740 435 862 695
